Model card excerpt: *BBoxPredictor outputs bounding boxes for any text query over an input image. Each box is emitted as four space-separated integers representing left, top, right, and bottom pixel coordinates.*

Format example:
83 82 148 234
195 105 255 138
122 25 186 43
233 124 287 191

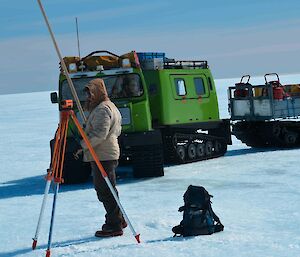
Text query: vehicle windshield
61 73 143 101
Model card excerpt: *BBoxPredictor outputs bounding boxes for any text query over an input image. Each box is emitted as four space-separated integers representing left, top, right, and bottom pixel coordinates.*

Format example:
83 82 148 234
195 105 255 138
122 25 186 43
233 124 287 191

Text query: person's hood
85 78 109 111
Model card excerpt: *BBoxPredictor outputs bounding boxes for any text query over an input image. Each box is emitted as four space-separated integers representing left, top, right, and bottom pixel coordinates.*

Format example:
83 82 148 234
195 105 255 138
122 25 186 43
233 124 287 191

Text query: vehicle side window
174 78 187 96
194 78 206 95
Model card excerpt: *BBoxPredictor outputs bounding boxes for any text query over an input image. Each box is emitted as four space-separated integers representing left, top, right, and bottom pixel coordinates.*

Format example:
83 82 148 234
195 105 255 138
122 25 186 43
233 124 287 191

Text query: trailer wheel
187 143 197 160
176 145 186 162
272 124 281 137
283 131 298 146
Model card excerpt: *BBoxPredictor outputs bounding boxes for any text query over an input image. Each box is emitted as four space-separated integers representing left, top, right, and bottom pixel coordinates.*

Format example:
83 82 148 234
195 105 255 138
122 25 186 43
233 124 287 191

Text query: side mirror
50 92 59 104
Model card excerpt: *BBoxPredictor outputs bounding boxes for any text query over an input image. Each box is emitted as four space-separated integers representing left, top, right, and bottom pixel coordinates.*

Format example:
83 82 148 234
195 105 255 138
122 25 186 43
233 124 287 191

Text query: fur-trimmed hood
84 78 109 111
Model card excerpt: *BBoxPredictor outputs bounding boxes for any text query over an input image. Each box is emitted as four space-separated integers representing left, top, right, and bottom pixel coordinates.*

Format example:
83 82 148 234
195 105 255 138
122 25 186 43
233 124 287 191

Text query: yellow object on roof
60 51 139 74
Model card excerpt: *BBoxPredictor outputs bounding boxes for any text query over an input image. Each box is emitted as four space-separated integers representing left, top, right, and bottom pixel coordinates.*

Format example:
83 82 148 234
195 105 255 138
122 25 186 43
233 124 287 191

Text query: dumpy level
32 100 140 257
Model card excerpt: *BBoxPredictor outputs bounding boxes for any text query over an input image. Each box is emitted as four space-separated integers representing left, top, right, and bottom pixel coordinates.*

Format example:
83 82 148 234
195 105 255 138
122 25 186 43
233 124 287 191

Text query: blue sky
0 0 300 93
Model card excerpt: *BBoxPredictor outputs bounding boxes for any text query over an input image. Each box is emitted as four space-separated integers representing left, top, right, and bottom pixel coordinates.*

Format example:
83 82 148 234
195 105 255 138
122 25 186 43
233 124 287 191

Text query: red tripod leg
45 111 69 257
32 124 63 250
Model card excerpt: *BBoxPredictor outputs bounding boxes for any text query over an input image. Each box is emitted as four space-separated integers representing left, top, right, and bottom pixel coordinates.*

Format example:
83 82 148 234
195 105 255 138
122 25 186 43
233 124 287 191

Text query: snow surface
1 74 300 257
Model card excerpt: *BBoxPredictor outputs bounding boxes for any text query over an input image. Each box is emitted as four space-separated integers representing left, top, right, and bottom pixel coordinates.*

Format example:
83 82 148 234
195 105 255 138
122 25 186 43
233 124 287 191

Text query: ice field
0 74 300 257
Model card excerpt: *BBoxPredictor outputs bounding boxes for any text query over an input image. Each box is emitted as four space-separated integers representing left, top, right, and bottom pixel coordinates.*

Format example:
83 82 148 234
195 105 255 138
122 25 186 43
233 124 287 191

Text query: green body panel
143 69 220 126
131 100 152 131
114 100 152 133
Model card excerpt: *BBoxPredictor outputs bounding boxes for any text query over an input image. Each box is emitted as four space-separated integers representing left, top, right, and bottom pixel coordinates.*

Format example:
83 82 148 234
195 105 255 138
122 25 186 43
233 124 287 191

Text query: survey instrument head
60 99 73 110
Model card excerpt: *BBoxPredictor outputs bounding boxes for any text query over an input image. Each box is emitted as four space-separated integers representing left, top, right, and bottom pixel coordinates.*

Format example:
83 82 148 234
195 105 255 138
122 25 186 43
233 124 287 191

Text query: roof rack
164 60 208 69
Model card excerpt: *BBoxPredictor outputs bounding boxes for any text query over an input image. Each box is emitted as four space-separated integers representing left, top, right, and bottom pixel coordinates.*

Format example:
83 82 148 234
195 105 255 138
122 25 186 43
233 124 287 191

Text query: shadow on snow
0 235 108 257
1 146 298 200
0 234 187 257
224 146 298 157
0 166 154 200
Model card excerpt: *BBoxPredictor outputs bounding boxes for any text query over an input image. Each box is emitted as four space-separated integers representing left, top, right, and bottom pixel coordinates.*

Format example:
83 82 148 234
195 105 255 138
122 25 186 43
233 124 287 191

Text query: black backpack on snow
172 185 224 237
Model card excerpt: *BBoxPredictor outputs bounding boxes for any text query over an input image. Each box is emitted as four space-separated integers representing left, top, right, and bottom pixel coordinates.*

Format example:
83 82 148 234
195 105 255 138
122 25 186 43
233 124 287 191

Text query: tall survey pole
36 0 87 123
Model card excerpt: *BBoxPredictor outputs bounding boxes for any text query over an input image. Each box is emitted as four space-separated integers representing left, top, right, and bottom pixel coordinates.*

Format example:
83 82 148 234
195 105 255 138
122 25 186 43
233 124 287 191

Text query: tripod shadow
0 235 104 257
0 234 186 257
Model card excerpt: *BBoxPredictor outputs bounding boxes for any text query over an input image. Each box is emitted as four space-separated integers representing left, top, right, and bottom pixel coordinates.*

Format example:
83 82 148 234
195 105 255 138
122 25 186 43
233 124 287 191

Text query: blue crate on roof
137 52 165 60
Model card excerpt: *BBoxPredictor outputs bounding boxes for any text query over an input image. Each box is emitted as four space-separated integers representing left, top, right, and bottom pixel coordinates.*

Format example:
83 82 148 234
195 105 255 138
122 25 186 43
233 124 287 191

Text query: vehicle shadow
0 166 153 200
224 146 299 157
2 147 298 200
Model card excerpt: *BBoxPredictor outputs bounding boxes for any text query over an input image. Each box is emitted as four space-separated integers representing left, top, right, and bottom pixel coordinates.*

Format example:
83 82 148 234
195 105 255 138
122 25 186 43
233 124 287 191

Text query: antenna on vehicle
75 17 81 59
75 17 85 72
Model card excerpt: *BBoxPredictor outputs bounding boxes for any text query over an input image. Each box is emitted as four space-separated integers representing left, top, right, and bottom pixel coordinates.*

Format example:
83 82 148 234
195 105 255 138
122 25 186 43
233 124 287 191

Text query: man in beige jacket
76 78 126 237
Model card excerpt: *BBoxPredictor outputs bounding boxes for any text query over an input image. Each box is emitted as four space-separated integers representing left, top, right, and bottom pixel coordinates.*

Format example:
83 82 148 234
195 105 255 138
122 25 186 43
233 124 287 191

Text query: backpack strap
172 224 184 237
208 204 224 232
178 205 185 212
208 204 220 222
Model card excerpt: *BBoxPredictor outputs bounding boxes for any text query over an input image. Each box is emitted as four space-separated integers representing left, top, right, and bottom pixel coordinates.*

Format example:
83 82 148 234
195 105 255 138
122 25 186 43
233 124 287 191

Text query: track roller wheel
196 143 205 157
187 143 197 160
176 145 186 162
205 141 213 156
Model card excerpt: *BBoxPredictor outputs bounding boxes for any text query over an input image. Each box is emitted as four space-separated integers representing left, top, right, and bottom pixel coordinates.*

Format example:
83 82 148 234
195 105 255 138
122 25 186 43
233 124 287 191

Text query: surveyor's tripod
32 100 140 257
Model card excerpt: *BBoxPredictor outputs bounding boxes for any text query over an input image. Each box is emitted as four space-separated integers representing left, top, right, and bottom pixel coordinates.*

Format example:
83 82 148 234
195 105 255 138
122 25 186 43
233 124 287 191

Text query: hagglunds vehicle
50 50 232 182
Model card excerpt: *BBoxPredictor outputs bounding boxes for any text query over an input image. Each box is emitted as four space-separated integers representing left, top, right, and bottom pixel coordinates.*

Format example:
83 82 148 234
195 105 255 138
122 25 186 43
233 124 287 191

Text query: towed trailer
228 73 300 147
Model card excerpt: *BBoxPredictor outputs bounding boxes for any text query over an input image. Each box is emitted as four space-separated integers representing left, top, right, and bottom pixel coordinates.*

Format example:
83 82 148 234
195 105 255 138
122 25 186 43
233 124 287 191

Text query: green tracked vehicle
51 50 231 181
